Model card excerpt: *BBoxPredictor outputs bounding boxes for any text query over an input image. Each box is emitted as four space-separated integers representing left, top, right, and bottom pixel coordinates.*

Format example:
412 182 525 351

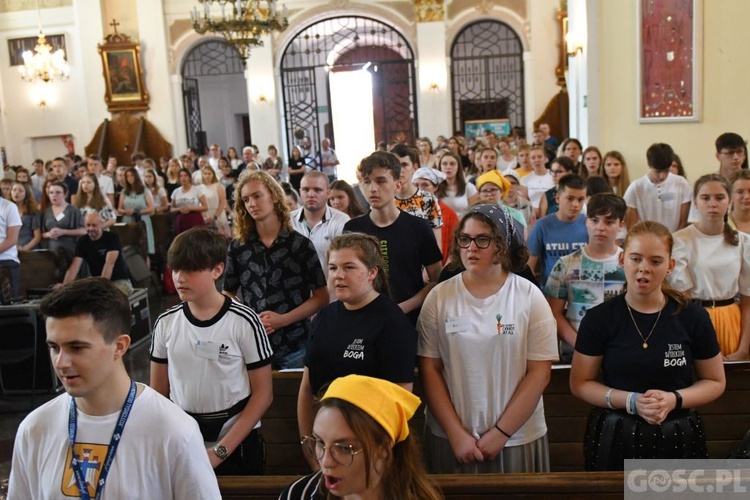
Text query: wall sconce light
428 82 439 91
37 98 47 108
258 94 268 103
565 32 584 56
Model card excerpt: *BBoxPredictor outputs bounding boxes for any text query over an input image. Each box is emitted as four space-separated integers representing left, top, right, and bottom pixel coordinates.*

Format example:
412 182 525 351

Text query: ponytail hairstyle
326 232 390 299
621 221 687 312
693 173 738 246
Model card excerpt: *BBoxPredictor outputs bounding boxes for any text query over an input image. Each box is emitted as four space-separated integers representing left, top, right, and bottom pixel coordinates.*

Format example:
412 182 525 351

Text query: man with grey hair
58 212 133 295
237 146 260 173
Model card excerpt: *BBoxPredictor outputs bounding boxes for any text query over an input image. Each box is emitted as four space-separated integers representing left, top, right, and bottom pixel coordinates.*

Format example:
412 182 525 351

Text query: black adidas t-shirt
576 294 720 393
304 294 416 396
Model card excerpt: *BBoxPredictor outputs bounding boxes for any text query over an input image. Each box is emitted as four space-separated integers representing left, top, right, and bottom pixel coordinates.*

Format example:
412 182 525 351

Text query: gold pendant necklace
626 299 664 349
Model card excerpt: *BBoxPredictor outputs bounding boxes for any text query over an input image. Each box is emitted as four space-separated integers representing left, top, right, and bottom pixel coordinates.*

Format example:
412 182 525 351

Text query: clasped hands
635 389 677 425
450 428 508 464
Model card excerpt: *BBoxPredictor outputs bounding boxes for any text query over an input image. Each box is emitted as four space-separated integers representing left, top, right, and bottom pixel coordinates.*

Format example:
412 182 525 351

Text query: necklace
626 299 664 349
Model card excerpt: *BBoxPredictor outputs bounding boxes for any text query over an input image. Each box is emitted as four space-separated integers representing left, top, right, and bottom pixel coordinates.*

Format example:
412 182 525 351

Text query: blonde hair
232 170 291 243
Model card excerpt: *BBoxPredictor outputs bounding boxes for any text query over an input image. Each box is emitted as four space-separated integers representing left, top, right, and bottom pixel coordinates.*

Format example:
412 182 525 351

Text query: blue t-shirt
527 213 588 287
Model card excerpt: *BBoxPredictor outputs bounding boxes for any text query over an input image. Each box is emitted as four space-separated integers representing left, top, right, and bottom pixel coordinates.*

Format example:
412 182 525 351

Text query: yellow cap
321 375 421 443
476 170 512 196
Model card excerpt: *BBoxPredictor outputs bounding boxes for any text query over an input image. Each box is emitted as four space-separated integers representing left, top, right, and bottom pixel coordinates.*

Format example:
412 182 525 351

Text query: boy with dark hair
715 132 747 180
389 143 443 238
527 174 589 288
624 142 691 232
10 278 220 499
150 228 273 475
344 151 442 324
544 193 627 362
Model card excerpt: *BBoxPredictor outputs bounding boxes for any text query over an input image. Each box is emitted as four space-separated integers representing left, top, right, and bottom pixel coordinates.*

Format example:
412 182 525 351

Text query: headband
467 203 525 251
412 167 446 186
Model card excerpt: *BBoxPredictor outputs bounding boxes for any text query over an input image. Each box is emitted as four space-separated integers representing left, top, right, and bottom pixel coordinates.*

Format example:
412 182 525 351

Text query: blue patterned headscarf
467 203 525 251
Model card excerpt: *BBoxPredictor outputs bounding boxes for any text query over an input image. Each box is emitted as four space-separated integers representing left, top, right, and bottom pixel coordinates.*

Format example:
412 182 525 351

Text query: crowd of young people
3 128 749 499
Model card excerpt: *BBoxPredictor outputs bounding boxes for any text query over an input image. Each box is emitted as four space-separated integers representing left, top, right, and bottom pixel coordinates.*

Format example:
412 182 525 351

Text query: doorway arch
181 40 249 154
280 16 418 156
450 20 525 135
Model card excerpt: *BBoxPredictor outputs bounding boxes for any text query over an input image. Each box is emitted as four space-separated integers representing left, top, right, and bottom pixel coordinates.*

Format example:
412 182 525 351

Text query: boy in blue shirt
528 174 589 288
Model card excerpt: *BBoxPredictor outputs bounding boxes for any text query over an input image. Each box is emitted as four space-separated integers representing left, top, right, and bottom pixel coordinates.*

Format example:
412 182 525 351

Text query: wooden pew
263 363 750 475
18 250 59 297
218 472 625 499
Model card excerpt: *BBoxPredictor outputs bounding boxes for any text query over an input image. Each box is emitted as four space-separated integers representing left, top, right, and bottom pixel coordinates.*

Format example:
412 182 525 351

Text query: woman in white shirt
435 151 478 219
418 204 558 473
669 173 750 360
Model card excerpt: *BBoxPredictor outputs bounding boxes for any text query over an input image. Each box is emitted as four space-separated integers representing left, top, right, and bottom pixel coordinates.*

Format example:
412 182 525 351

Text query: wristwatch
213 443 229 461
672 390 683 411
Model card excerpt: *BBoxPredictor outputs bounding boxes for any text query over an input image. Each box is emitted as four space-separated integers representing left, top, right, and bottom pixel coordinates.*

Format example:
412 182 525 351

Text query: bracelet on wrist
630 393 640 416
672 390 683 411
625 392 634 415
494 423 512 439
605 388 614 409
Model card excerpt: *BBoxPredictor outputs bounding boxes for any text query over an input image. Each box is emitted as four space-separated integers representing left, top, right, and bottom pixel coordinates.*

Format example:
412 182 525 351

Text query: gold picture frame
98 33 149 112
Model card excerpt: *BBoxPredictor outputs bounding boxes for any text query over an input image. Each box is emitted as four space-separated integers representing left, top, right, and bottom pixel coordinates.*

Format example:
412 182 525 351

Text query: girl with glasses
418 205 558 473
284 375 440 500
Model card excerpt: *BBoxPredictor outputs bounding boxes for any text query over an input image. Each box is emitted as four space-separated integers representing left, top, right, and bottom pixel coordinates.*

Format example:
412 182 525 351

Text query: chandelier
19 1 70 83
191 1 289 62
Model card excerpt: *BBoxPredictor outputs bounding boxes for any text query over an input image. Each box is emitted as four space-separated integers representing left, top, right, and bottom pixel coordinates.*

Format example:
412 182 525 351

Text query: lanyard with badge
68 380 136 500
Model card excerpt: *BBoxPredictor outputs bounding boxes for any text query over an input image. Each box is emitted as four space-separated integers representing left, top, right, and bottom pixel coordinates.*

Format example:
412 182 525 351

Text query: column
245 35 281 150
416 21 451 139
171 74 188 155
135 0 178 153
72 0 108 136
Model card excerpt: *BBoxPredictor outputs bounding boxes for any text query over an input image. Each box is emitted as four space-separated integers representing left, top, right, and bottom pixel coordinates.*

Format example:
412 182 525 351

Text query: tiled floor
0 291 175 494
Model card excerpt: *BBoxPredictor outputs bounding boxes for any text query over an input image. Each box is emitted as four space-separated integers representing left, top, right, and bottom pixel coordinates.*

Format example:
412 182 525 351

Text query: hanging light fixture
191 1 289 62
19 0 70 83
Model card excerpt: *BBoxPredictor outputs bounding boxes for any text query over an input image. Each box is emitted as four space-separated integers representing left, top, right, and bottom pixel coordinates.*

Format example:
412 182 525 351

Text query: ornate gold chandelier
191 1 289 62
19 0 70 83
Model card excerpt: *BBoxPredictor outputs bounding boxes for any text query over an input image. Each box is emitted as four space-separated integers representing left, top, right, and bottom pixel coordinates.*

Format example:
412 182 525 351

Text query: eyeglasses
720 149 745 158
479 188 501 195
300 436 363 467
456 235 493 249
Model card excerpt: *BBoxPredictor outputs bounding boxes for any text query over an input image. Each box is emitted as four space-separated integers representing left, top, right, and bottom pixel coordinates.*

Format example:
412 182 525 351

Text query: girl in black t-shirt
296 233 417 469
570 221 725 471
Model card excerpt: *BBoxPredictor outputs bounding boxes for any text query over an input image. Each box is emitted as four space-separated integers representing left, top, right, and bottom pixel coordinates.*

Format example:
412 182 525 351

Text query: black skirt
584 407 708 471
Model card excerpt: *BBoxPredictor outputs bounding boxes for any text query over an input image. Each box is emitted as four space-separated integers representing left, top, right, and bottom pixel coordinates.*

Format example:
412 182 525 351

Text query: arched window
280 16 417 154
450 20 525 135
181 40 247 151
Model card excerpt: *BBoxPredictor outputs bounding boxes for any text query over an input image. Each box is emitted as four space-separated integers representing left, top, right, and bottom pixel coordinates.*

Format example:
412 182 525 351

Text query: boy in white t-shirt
623 143 692 232
150 228 274 475
544 193 627 363
9 278 220 499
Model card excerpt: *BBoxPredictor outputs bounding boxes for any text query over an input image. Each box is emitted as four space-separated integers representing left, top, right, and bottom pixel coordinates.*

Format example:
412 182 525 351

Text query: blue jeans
274 347 306 370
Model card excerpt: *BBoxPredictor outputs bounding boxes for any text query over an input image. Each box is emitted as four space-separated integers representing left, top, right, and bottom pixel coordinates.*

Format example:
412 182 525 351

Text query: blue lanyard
68 380 137 500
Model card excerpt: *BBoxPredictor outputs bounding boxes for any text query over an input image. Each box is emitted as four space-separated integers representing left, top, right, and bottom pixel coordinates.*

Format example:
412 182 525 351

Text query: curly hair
232 170 291 243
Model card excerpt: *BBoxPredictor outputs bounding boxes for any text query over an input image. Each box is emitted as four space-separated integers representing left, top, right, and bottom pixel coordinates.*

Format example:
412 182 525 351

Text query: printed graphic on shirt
664 343 686 367
395 191 443 228
544 249 626 332
343 338 365 360
495 313 515 335
61 442 108 497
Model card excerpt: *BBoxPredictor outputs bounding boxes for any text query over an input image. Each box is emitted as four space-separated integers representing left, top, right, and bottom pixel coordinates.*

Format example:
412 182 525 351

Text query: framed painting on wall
637 0 702 123
98 33 149 112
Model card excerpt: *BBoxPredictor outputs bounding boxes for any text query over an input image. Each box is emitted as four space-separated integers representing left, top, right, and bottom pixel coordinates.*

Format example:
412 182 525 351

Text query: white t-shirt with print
417 273 558 447
8 385 221 500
